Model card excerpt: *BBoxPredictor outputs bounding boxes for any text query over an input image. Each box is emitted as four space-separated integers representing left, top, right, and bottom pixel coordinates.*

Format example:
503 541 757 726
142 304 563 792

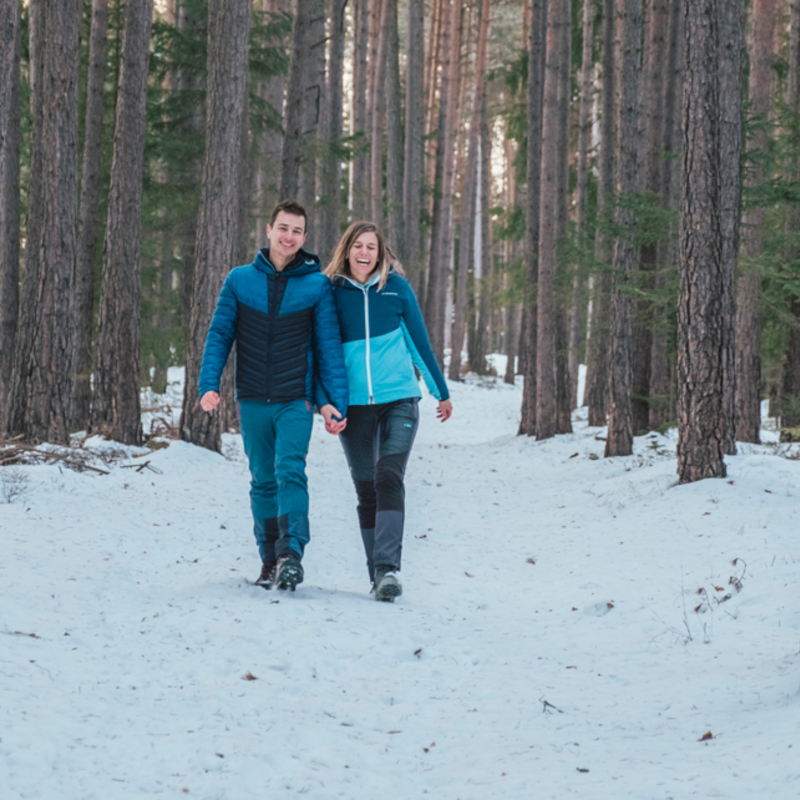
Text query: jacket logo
381 292 399 296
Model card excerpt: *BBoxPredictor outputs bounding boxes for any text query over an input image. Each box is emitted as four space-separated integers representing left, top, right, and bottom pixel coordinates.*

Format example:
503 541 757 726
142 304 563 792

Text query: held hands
200 391 220 412
437 399 453 422
321 404 347 435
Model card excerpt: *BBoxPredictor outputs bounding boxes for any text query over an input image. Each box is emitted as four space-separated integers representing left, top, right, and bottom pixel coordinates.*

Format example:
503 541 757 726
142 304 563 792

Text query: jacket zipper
360 283 374 404
266 270 283 401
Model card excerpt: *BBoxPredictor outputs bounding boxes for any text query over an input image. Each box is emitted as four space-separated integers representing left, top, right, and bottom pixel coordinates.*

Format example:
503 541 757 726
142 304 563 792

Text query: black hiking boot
373 565 402 602
254 560 276 590
274 554 304 591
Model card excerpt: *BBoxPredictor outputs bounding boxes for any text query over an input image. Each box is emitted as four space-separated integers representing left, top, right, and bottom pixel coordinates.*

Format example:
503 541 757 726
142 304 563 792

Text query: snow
2 366 799 799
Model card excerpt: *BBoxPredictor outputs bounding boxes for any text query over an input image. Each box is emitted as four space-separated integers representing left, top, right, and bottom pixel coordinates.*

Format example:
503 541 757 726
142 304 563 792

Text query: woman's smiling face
348 231 380 284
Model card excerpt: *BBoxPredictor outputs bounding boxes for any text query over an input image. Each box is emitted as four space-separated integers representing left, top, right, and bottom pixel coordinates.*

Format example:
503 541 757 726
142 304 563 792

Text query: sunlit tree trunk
351 0 370 219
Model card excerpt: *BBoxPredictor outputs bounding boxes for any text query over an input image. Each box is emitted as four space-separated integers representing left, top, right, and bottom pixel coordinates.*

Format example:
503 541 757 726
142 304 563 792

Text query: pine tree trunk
279 0 310 201
782 0 800 429
649 0 683 431
299 1 325 222
90 0 153 445
583 0 615 426
605 0 643 457
518 0 547 436
536 0 570 441
0 0 21 434
71 0 109 430
677 0 743 483
424 0 460 366
568 0 593 410
351 0 370 219
180 0 252 451
718 0 744 455
403 0 425 281
385 0 404 257
449 0 489 382
317 0 345 266
255 0 288 244
7 0 80 444
734 0 777 444
370 0 387 226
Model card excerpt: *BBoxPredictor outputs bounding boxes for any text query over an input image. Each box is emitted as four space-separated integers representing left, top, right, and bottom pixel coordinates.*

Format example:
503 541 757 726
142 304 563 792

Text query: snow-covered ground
2 365 799 799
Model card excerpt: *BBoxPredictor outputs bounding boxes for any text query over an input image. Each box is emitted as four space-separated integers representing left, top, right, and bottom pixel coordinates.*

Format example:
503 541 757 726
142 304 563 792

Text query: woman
322 222 452 601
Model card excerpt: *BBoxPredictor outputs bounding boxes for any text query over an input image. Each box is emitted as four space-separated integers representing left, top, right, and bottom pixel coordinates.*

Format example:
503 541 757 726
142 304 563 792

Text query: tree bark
605 0 643 457
568 0 593 410
536 0 570 441
403 0 425 281
317 0 346 265
90 0 153 445
180 0 252 451
518 0 547 436
424 0 460 366
782 0 800 428
0 0 21 434
583 0 615 426
449 0 489 381
7 0 80 444
677 0 743 483
370 0 388 226
351 0 370 219
71 0 110 430
384 0 404 257
734 0 777 444
279 0 311 201
299 0 325 223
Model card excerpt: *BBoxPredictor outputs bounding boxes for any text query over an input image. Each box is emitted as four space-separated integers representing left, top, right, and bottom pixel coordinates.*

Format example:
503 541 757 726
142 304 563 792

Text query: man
199 200 348 591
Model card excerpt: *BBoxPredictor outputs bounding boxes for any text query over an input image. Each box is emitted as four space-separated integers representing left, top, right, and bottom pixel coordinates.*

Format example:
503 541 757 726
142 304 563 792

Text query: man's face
266 211 307 262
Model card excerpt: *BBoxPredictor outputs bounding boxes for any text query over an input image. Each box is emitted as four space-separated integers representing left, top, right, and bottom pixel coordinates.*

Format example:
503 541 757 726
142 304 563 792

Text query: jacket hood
254 246 321 276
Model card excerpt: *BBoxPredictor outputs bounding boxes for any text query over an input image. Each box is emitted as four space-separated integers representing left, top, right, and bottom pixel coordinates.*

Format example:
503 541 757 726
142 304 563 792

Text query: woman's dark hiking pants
339 399 419 581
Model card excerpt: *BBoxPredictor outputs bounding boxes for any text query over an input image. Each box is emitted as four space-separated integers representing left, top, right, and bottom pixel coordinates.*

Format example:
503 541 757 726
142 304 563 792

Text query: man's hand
436 399 453 422
321 404 347 435
200 391 220 412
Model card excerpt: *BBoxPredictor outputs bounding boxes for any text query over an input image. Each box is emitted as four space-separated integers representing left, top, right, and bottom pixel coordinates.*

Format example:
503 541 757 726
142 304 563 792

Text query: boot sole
374 578 402 602
275 563 303 592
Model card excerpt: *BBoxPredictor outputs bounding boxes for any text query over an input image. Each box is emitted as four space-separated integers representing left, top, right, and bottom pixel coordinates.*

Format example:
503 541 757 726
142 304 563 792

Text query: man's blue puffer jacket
321 270 449 407
199 247 349 415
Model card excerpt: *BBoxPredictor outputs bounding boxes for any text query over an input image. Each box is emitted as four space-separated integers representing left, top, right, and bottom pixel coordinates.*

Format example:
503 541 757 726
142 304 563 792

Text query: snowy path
2 373 799 799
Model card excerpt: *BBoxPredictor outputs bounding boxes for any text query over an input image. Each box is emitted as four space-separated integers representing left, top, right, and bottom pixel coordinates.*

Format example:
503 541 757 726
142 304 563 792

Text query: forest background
1 0 799 485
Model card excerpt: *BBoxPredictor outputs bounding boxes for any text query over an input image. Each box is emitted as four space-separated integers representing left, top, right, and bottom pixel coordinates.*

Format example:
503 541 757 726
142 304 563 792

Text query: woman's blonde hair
324 221 404 290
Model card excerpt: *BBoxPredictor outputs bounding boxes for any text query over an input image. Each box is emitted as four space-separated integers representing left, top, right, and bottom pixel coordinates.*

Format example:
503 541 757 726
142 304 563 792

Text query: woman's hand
321 404 347 435
436 399 453 422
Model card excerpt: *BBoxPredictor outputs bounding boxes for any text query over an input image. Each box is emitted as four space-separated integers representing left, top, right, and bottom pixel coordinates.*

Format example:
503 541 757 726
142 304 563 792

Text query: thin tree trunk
734 0 777 444
605 0 643 457
0 0 21 434
317 0 346 265
403 0 425 281
180 0 252 451
568 0 593 410
71 0 109 430
518 0 547 436
8 0 80 444
385 0 404 256
299 0 325 221
279 0 311 201
90 0 153 445
449 0 489 381
351 0 370 219
782 0 800 429
424 0 460 366
649 0 683 431
677 0 743 483
536 0 570 441
370 0 388 226
583 0 615 426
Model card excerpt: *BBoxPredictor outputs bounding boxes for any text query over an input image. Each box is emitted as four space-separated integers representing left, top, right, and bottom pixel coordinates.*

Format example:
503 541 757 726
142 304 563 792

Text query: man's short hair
269 200 307 232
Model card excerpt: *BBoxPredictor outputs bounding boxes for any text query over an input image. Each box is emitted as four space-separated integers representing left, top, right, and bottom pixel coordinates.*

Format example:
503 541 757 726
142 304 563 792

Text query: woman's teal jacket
323 271 449 407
